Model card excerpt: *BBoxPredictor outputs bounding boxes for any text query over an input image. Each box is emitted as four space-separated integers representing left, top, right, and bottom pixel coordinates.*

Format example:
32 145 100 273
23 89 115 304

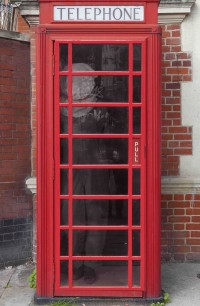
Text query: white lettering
103 7 111 21
134 8 141 20
134 142 139 163
94 8 101 20
113 8 123 20
124 8 132 21
68 8 74 20
57 7 66 20
85 8 92 20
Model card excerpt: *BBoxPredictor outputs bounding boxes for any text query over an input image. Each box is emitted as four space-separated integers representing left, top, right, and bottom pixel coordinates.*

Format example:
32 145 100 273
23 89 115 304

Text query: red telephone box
36 0 161 300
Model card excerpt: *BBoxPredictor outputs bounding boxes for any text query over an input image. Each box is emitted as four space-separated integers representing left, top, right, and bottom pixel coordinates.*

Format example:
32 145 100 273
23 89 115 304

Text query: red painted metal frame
36 21 161 300
53 39 145 297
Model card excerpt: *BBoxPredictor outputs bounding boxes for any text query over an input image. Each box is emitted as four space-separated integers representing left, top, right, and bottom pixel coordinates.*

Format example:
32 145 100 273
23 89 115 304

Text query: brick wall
161 24 192 177
17 15 30 33
160 24 200 261
161 194 200 261
0 35 33 268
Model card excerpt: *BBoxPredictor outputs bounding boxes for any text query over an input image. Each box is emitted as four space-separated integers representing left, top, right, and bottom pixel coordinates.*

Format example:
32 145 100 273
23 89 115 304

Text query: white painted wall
181 0 200 177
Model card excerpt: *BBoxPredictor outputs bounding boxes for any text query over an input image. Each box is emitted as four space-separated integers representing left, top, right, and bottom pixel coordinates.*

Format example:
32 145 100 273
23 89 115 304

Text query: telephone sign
53 6 145 22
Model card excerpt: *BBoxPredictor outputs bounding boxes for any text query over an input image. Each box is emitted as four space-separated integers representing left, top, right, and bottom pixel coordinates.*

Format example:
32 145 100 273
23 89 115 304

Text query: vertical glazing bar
128 42 133 288
140 40 146 291
54 41 61 291
68 43 73 288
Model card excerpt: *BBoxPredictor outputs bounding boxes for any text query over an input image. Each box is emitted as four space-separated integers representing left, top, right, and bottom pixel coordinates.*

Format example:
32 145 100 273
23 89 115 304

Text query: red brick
191 247 200 252
174 224 185 230
174 209 185 215
174 148 192 155
191 232 200 238
166 38 181 45
174 246 190 253
168 216 190 223
186 253 200 260
186 239 200 245
186 224 200 230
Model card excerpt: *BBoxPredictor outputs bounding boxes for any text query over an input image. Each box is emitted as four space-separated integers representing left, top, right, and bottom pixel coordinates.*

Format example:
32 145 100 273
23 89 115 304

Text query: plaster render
180 0 200 177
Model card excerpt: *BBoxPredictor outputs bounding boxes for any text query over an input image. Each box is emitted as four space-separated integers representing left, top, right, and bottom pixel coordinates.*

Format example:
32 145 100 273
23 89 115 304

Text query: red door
53 38 146 297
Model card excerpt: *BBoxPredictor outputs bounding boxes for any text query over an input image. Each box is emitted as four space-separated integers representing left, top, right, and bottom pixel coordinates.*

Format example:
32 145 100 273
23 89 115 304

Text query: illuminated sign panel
54 6 145 22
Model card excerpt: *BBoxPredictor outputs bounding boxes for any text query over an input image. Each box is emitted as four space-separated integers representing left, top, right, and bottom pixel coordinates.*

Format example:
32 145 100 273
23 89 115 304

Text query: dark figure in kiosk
60 63 111 284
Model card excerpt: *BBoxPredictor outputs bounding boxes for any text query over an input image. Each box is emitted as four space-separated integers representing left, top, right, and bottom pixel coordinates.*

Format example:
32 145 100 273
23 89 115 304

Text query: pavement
0 262 200 306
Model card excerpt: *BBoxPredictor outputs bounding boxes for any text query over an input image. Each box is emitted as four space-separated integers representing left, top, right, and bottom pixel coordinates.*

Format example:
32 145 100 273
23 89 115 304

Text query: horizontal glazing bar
60 225 141 230
59 134 142 138
58 71 143 76
59 164 141 169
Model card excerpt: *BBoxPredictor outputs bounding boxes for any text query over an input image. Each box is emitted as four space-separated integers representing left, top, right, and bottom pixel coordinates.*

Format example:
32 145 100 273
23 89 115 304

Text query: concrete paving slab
162 262 200 306
0 266 15 298
0 262 200 306
0 286 34 306
0 263 35 306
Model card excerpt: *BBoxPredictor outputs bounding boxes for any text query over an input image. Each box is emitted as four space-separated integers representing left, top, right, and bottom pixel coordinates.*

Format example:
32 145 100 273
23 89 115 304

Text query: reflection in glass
133 107 141 134
60 261 68 286
104 230 128 256
132 261 140 287
133 44 142 71
132 230 140 256
60 139 68 164
60 200 68 226
72 44 128 71
72 76 128 103
60 107 68 134
72 107 128 134
73 138 128 164
60 230 68 256
132 200 140 226
60 169 68 195
73 230 127 256
133 76 141 102
73 261 128 286
60 44 68 71
132 168 140 195
60 76 68 103
73 169 128 195
73 200 128 226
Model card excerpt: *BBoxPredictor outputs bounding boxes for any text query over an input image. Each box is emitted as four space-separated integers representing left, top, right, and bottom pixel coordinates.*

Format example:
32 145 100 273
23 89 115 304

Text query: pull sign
133 139 141 165
53 6 144 22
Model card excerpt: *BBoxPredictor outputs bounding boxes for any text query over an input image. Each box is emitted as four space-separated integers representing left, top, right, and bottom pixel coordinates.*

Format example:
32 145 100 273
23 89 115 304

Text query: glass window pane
73 169 128 195
60 200 68 226
60 261 68 286
72 107 128 134
133 107 141 134
132 230 140 256
72 261 128 286
60 44 68 71
60 76 68 103
133 44 142 71
72 44 128 71
132 168 140 195
60 230 68 256
73 200 128 226
133 76 141 103
60 107 68 133
73 230 127 256
73 138 128 164
72 76 128 103
132 261 140 287
60 139 68 164
60 169 68 195
132 200 140 226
